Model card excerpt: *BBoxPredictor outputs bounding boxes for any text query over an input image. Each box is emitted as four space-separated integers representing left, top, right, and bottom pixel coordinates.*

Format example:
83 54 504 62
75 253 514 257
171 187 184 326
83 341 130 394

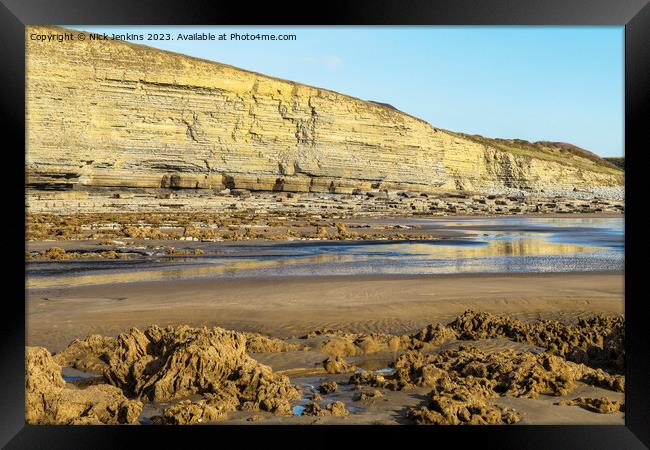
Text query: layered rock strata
26 26 623 201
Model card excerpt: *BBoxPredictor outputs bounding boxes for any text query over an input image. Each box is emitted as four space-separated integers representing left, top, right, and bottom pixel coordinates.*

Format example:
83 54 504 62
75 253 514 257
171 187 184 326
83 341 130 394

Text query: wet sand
27 271 624 352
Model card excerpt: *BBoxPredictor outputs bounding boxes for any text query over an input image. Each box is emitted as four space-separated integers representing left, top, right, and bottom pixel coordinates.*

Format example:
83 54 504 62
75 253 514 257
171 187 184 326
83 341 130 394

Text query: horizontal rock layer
26 26 623 197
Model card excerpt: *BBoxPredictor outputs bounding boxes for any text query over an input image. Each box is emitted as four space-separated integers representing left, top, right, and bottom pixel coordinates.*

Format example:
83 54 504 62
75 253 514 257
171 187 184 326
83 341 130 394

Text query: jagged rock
53 325 301 415
323 356 357 374
350 344 623 401
448 310 625 372
409 398 520 425
202 381 241 413
25 347 142 425
555 397 624 414
352 389 384 401
151 399 225 424
302 401 349 417
316 331 409 357
318 381 338 394
409 323 458 349
53 334 116 373
319 338 360 357
242 332 299 353
26 347 66 393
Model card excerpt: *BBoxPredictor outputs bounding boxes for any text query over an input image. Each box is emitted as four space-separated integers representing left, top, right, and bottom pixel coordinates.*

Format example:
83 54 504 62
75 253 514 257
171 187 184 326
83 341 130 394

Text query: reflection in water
27 217 624 289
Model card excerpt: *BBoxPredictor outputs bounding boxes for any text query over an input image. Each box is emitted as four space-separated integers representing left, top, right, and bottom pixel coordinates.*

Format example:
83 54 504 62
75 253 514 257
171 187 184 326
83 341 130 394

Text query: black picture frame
2 0 648 447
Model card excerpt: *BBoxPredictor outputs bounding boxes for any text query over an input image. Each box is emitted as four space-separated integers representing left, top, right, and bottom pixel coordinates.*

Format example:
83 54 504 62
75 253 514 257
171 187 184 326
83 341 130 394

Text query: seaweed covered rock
25 346 142 425
448 310 624 372
555 397 624 414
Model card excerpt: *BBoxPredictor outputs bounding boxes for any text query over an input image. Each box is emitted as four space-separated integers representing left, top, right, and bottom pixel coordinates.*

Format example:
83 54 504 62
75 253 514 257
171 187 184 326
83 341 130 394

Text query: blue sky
68 26 624 157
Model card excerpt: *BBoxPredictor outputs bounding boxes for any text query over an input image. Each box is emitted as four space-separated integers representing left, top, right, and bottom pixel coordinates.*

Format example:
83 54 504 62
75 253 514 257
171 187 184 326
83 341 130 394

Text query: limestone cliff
26 26 623 195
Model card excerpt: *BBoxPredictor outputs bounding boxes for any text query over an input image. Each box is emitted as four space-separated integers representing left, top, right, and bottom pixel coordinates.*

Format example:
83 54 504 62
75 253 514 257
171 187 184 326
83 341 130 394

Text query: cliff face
26 26 623 195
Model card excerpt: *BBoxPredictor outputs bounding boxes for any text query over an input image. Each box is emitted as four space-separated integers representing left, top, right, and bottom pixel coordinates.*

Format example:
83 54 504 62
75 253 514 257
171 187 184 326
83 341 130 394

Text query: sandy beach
27 271 623 351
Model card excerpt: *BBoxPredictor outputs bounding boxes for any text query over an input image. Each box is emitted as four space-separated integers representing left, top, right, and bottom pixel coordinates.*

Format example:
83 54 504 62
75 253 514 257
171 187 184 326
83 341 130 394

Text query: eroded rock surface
352 389 384 401
349 343 624 426
26 346 142 425
408 323 458 350
449 310 625 372
351 346 623 396
243 332 300 353
323 356 357 374
302 401 349 417
54 334 116 373
53 325 301 416
314 331 409 357
318 381 338 394
151 399 227 425
555 397 624 414
408 396 521 425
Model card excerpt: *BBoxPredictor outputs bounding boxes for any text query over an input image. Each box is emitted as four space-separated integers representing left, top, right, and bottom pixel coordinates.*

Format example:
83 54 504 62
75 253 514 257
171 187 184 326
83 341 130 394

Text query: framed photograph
2 0 648 447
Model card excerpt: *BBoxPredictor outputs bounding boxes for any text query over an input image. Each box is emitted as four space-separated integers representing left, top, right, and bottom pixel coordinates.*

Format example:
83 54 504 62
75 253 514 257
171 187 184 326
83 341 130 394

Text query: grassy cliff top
604 157 625 170
450 132 623 176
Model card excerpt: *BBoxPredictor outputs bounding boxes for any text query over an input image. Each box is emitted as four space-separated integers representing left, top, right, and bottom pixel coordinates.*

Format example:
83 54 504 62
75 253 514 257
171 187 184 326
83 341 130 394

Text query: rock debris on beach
30 310 625 425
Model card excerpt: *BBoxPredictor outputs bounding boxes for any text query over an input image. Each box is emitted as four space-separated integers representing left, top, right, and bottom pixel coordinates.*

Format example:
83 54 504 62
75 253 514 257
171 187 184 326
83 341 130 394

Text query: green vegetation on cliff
451 133 622 177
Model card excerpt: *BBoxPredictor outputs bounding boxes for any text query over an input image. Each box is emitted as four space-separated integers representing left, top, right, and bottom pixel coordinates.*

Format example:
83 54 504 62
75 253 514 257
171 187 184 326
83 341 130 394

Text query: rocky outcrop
448 310 625 373
301 401 349 417
318 381 338 394
323 356 357 374
25 347 143 424
243 332 300 353
349 344 623 425
555 397 624 414
151 399 232 424
26 26 623 199
53 325 301 415
350 345 624 395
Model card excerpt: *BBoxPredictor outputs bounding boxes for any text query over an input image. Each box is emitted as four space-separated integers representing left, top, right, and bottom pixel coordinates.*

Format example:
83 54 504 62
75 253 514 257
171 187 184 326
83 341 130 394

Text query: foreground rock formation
27 26 622 203
449 310 625 372
25 347 142 424
29 311 624 425
555 397 625 414
54 325 301 417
